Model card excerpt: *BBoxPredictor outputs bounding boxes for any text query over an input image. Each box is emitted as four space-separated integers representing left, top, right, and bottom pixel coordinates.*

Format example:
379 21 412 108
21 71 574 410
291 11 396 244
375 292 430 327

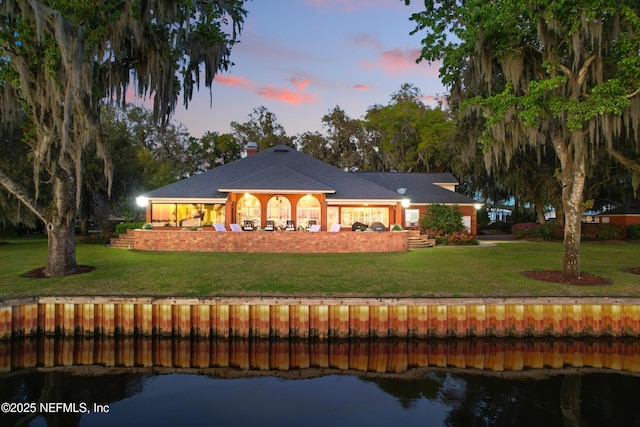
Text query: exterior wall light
136 196 148 207
474 203 482 210
401 199 411 208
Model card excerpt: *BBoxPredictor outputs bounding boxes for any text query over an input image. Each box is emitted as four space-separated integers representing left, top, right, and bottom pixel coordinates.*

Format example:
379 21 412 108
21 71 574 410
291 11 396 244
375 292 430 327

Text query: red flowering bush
511 222 538 238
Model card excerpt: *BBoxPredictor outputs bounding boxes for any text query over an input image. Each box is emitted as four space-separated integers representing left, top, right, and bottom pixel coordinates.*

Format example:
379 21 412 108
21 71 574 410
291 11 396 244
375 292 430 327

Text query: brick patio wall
132 229 409 253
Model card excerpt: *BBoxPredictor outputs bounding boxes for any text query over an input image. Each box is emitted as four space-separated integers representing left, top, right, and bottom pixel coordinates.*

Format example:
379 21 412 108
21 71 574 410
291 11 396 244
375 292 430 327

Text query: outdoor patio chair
264 220 275 231
329 223 342 232
285 220 295 231
308 224 321 232
230 223 243 232
214 223 227 232
243 220 254 231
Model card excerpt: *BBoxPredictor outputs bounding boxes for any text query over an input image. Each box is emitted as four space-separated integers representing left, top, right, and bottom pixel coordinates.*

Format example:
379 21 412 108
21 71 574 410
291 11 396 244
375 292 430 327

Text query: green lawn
1 237 639 299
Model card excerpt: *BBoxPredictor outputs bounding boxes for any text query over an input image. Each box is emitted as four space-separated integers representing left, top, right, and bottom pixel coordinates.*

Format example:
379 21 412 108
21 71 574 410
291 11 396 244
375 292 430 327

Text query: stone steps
109 230 135 249
408 235 435 249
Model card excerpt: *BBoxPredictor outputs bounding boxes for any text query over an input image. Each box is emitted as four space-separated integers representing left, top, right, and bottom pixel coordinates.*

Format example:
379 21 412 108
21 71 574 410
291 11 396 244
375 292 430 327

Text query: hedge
511 222 627 241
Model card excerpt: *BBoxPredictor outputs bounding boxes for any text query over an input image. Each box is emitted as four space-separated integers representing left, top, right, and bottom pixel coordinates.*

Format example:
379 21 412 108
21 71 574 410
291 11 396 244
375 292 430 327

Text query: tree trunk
534 195 546 224
553 132 587 278
562 191 583 278
44 171 78 277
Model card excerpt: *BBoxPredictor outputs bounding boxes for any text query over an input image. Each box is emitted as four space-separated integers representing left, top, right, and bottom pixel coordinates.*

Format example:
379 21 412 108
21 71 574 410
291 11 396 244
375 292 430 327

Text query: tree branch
626 86 640 99
0 166 47 223
576 55 596 88
606 147 640 174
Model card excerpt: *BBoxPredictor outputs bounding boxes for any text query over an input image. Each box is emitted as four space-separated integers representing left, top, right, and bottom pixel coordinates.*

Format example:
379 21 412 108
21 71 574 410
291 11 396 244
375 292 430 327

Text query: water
1 337 640 426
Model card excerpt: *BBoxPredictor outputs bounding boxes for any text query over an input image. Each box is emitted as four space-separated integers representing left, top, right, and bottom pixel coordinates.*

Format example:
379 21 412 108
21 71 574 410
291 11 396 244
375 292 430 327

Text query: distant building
597 202 640 226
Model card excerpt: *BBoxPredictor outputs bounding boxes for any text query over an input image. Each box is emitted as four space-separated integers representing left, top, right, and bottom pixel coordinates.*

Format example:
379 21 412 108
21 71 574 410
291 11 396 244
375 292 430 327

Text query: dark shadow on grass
521 270 612 286
624 267 640 275
23 265 96 279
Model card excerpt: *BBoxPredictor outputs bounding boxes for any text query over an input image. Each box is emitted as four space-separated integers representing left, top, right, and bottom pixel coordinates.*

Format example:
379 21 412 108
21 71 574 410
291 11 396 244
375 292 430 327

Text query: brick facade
133 229 409 253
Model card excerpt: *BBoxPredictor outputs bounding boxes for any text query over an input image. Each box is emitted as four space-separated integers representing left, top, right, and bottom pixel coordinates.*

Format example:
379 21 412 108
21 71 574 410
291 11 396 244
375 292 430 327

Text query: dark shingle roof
599 202 640 215
143 145 476 204
357 172 477 205
144 145 402 201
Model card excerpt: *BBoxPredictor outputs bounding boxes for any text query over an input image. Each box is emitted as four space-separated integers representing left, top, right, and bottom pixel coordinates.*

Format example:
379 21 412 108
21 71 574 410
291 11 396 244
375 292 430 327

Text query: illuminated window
327 206 339 228
151 204 176 226
340 207 389 227
267 195 291 228
237 194 261 226
297 195 320 228
405 209 420 228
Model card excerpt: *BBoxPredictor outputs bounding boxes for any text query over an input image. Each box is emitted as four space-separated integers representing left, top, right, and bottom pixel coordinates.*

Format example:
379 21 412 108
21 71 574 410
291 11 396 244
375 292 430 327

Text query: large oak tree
408 0 640 277
0 0 246 276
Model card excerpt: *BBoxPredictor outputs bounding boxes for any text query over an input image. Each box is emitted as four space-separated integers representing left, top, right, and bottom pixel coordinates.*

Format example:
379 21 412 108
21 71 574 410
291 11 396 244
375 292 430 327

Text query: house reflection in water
2 337 640 426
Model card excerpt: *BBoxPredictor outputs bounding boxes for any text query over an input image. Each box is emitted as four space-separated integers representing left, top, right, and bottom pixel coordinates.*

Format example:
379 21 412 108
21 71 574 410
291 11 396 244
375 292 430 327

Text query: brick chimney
246 141 258 156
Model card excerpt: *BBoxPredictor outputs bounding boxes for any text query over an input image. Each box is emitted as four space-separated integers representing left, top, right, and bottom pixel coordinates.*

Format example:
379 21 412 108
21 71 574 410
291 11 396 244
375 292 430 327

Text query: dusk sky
168 0 446 138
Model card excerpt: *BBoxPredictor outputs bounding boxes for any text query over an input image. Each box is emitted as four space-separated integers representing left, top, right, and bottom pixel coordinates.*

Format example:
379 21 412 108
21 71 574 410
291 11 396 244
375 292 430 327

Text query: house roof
144 145 402 202
598 202 640 216
357 172 478 205
143 145 475 205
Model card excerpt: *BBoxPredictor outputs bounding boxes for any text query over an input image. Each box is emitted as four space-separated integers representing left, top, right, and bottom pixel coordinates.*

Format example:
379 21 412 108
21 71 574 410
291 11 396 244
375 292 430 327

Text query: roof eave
218 188 336 194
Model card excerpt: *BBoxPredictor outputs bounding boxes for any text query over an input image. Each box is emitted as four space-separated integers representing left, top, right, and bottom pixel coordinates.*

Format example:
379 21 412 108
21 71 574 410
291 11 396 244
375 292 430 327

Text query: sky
167 0 447 138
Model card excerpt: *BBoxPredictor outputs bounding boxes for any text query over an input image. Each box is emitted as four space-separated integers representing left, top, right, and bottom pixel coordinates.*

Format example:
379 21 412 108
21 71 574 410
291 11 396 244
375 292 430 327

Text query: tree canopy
0 0 247 276
408 0 640 277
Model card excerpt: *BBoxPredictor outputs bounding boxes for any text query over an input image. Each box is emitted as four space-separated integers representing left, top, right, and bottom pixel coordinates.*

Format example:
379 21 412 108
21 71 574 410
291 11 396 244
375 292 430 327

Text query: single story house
137 144 479 234
597 202 640 226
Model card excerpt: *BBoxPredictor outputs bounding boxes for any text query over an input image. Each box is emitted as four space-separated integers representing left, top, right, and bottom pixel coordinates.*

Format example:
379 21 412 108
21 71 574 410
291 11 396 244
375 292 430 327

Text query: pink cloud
257 85 318 105
214 74 255 90
421 95 448 107
290 77 312 91
353 84 370 90
361 48 441 76
215 74 317 105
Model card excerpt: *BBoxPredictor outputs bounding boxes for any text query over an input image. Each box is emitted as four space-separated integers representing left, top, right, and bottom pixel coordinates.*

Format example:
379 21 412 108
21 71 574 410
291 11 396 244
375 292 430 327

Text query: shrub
628 224 640 240
511 222 538 238
531 223 564 241
582 223 626 241
423 228 446 244
115 221 146 237
420 204 465 235
447 231 479 245
391 224 403 231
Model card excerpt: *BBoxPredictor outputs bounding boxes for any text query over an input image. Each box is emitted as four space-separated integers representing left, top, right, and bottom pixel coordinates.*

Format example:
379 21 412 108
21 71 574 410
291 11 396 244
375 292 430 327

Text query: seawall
3 296 640 339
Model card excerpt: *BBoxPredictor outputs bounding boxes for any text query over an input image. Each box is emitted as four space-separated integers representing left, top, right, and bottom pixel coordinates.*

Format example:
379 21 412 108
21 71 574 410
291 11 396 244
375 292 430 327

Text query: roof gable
219 165 335 193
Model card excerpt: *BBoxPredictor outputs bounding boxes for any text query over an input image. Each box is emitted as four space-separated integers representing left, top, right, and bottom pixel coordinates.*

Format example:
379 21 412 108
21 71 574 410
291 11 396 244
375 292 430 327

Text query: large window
405 209 420 228
267 195 291 228
297 195 320 228
237 194 261 226
340 207 389 227
327 206 339 228
151 203 225 227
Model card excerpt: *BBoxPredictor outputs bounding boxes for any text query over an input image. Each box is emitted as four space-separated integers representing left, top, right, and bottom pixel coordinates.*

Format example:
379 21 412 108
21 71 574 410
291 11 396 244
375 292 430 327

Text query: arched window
297 195 320 229
267 195 291 228
236 194 261 226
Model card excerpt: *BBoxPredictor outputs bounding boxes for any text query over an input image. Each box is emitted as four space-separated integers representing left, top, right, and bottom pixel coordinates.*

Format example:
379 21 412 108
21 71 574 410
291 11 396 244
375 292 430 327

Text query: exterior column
320 194 328 231
225 195 234 228
394 202 403 227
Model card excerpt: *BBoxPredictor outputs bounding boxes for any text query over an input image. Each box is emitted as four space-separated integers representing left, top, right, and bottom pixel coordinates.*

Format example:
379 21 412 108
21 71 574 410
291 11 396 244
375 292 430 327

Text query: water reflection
1 337 640 426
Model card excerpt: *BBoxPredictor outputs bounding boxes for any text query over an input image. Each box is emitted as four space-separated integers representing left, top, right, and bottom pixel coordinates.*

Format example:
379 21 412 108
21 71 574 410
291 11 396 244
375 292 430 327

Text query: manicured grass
1 237 639 299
